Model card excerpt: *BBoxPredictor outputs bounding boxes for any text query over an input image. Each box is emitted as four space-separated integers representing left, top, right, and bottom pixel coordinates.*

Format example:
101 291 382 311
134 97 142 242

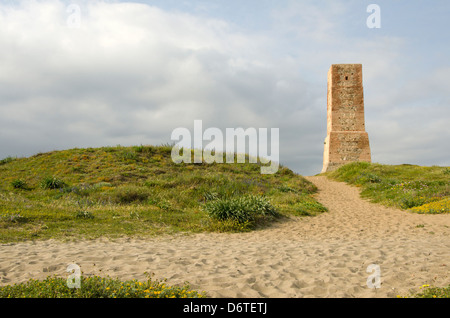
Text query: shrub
11 179 27 189
204 195 278 224
41 176 67 190
400 194 427 209
245 195 278 216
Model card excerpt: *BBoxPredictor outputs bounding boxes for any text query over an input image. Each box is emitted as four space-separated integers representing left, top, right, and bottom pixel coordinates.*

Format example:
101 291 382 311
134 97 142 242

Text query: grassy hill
0 145 327 243
325 162 450 214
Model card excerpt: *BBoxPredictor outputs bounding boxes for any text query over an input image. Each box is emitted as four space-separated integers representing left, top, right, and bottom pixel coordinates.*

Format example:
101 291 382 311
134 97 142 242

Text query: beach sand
1 176 449 297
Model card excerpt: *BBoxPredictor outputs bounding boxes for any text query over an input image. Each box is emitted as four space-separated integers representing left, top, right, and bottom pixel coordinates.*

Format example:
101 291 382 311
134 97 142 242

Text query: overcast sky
0 0 449 175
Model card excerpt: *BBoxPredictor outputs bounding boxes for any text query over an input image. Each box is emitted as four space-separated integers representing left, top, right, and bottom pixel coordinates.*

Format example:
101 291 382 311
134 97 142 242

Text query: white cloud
0 1 304 166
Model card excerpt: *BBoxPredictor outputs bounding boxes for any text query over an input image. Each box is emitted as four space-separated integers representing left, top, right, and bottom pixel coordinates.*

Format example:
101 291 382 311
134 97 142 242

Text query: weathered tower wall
322 64 371 173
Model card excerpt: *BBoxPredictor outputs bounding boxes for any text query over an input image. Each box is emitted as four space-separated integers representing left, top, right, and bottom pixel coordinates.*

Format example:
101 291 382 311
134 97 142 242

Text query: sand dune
1 176 449 297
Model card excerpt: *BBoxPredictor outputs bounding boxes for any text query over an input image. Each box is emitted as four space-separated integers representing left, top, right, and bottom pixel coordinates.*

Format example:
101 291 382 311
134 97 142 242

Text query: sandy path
1 176 449 298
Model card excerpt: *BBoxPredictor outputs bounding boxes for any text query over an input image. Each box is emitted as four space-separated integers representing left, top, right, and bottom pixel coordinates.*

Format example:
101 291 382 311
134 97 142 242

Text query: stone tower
321 64 371 173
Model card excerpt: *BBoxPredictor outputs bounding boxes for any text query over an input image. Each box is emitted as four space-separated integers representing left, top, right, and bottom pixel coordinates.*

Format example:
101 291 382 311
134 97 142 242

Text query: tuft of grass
11 179 28 190
0 274 206 298
326 162 450 214
203 194 278 227
41 176 67 190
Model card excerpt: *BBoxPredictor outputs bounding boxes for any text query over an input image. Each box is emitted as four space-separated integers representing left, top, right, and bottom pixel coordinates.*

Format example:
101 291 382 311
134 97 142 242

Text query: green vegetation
40 176 67 190
0 156 16 165
11 179 28 190
399 284 450 298
413 284 450 298
0 274 206 298
326 162 450 214
204 194 278 226
0 145 327 242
